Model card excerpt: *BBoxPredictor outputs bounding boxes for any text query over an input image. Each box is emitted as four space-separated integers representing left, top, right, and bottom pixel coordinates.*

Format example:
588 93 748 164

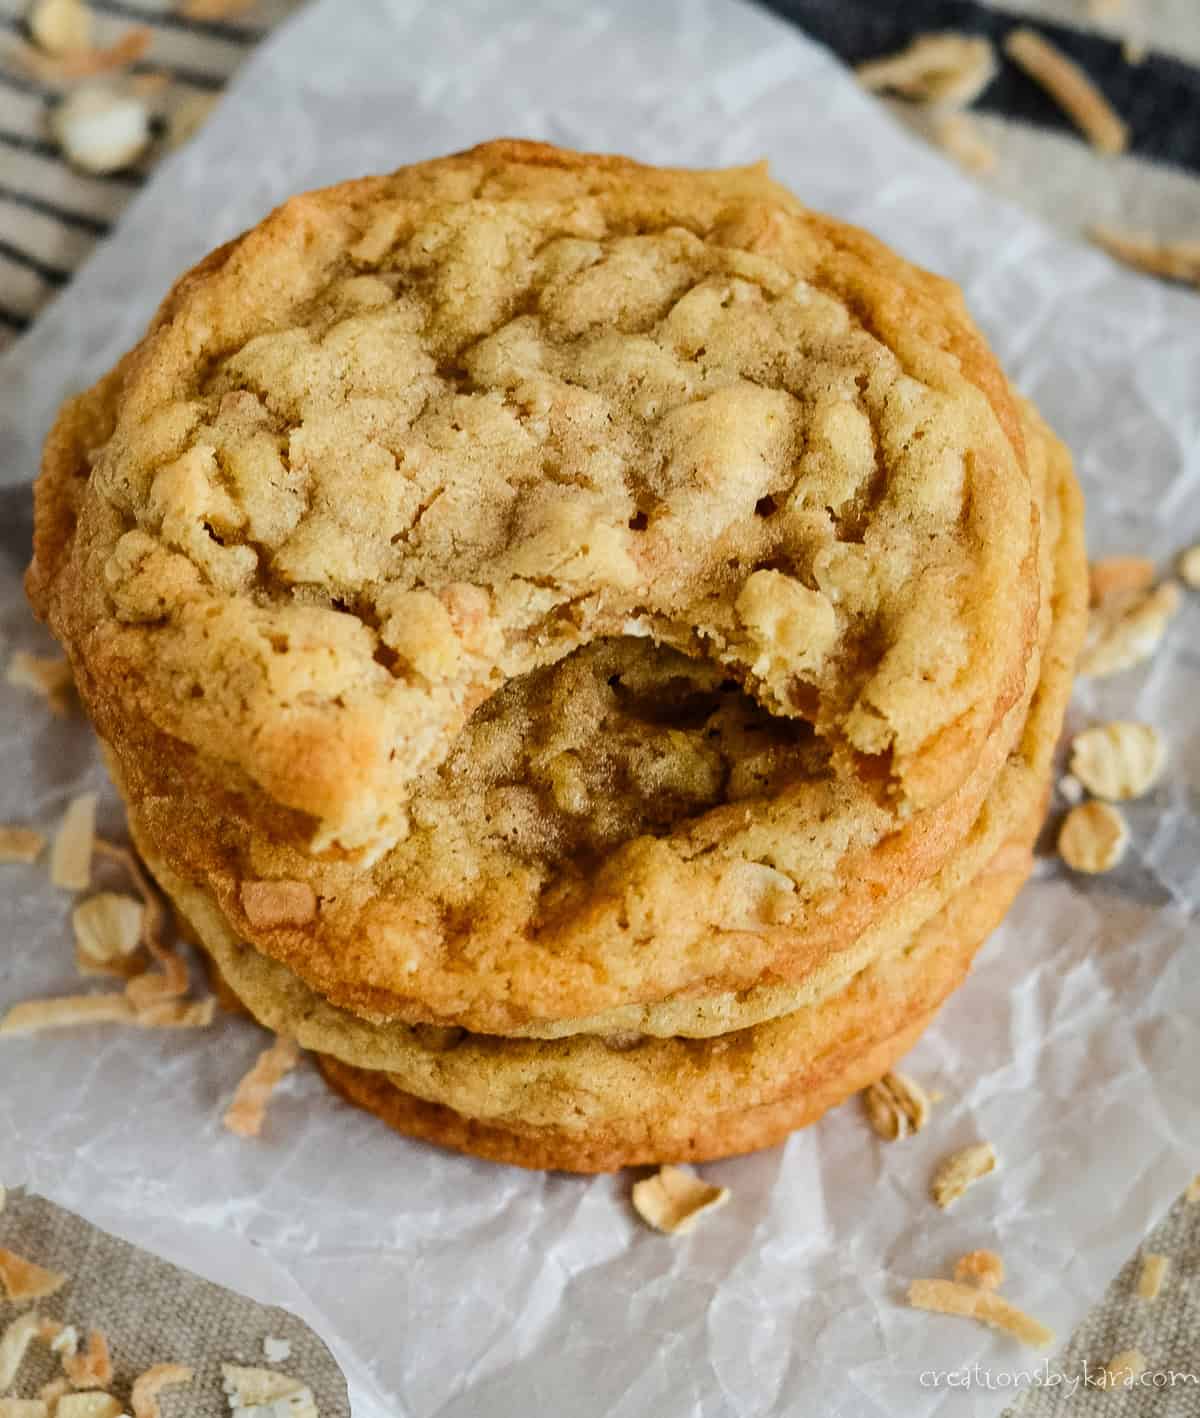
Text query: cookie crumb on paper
631 1166 730 1235
907 1278 1054 1348
932 1143 997 1208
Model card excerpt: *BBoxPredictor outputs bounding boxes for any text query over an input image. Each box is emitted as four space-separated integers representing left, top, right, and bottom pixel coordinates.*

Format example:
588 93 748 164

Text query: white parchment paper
1 3 1198 1415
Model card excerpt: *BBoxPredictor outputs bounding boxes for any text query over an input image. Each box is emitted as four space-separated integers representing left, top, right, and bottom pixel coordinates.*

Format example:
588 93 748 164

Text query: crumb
1004 28 1128 154
908 1278 1054 1347
930 112 997 174
27 0 92 55
1089 228 1200 288
0 1314 43 1393
221 1364 318 1417
72 893 144 967
856 33 996 109
0 827 46 864
631 1165 730 1235
1089 555 1156 606
954 1249 1005 1290
223 1036 302 1138
129 1363 192 1418
0 1249 67 1303
1103 1348 1147 1387
0 994 135 1035
262 1337 291 1363
15 25 150 83
862 1070 933 1141
0 1399 50 1417
50 794 96 891
1079 581 1180 677
178 0 257 17
1136 1253 1169 1300
63 1329 111 1389
50 85 150 175
56 1396 122 1418
1178 545 1200 588
1058 800 1129 874
5 652 74 716
932 1142 997 1208
1069 721 1166 801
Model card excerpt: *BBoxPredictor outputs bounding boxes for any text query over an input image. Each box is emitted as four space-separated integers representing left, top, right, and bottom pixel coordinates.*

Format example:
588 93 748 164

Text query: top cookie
31 140 1037 862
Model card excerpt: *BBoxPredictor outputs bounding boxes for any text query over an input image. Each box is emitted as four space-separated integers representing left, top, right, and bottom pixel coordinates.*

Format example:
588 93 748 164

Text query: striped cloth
0 0 299 351
1 3 1197 1415
1 0 1198 356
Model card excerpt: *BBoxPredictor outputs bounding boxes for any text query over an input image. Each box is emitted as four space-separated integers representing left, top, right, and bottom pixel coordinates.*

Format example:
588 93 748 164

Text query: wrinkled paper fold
1 3 1197 1415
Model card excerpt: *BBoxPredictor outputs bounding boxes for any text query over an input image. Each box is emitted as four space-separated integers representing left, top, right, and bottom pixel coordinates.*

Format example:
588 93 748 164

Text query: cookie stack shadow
27 141 1087 1171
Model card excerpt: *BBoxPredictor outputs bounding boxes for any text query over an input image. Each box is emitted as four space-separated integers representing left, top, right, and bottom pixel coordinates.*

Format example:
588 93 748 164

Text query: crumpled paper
0 2 1197 1415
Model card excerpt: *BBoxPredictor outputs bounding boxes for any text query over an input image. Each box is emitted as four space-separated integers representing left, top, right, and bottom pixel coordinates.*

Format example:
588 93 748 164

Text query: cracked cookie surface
31 140 1043 1026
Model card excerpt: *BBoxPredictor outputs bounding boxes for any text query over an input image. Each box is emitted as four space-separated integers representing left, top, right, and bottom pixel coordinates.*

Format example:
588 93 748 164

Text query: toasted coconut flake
1079 582 1180 677
166 91 217 149
1090 227 1200 288
0 1313 42 1392
91 841 190 1007
0 994 134 1035
1004 28 1128 154
50 85 150 175
50 794 96 891
72 892 144 966
240 879 318 929
129 1363 191 1418
631 1165 730 1235
0 827 46 864
1178 545 1200 588
1070 721 1166 801
954 1249 1005 1290
16 24 150 82
1104 1348 1147 1387
0 1399 49 1417
41 1320 78 1358
856 33 996 108
908 1278 1054 1347
931 112 997 174
1136 1253 1169 1300
1188 1174 1200 1203
179 0 256 17
63 1330 110 1390
0 1249 67 1304
28 0 91 54
135 997 215 1029
221 1363 316 1416
862 1071 933 1141
56 1396 121 1418
932 1142 997 1208
5 652 74 716
224 1036 302 1139
1058 801 1129 874
1089 555 1156 605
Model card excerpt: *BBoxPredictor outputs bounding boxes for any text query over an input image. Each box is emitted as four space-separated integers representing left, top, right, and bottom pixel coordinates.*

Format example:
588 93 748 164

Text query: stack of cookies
27 141 1087 1172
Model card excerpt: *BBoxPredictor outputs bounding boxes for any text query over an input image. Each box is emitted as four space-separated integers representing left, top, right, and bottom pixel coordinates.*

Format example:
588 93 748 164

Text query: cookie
31 141 1044 1027
134 452 1084 1171
315 824 1035 1173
